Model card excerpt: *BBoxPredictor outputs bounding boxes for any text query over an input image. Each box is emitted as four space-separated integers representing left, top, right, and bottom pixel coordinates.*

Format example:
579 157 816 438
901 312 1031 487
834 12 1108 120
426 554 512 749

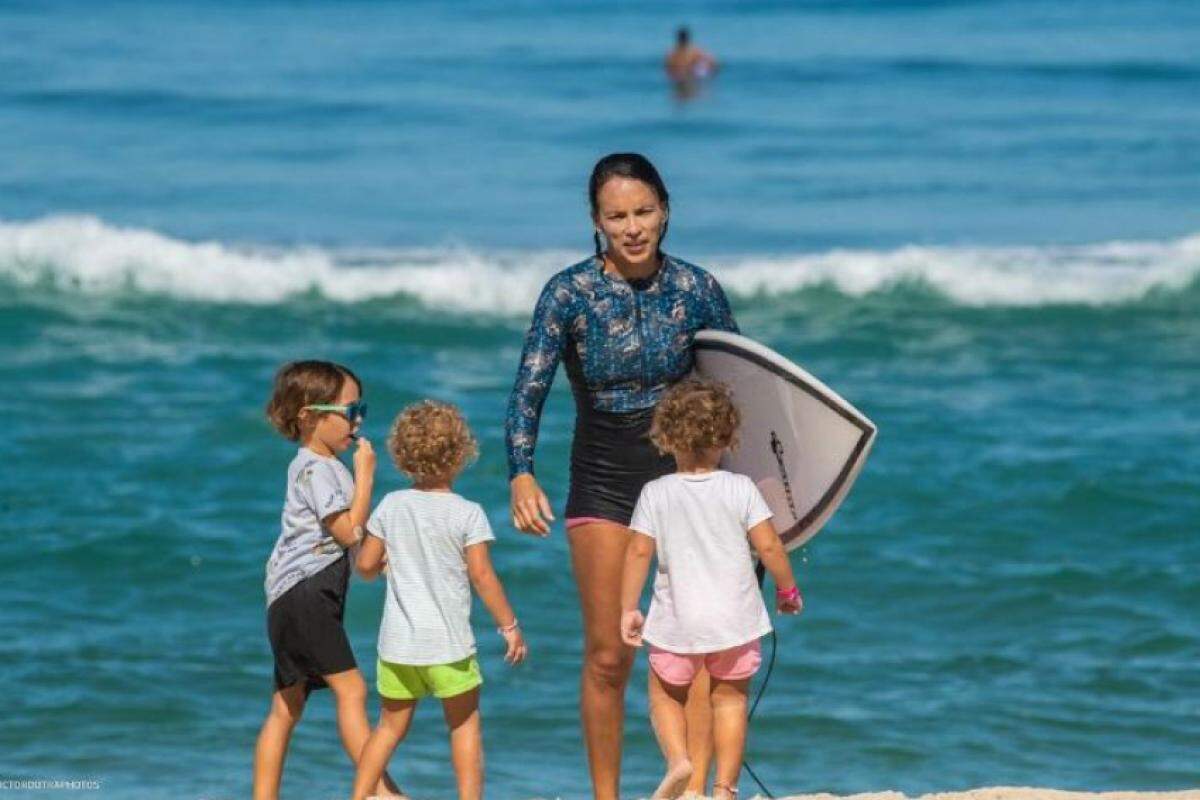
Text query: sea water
1 1 1197 798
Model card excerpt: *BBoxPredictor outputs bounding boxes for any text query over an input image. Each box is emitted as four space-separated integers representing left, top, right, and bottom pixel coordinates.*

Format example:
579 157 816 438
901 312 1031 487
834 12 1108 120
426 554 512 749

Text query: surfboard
691 330 877 551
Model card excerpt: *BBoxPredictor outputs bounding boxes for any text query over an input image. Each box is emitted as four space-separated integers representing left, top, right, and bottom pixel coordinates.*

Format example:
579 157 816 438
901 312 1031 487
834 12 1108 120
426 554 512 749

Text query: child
620 379 803 800
352 400 527 800
254 360 401 800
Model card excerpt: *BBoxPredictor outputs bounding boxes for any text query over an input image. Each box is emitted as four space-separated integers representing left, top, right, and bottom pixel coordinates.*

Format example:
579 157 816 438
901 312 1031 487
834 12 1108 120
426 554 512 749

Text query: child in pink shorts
620 379 803 800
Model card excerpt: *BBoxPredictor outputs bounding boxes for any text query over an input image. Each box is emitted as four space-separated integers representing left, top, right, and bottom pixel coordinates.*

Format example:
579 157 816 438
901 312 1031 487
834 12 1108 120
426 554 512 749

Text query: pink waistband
565 516 620 530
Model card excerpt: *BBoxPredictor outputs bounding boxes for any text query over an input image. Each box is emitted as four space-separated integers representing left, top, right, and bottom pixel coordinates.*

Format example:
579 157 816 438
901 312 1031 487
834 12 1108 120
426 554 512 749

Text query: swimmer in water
665 26 718 84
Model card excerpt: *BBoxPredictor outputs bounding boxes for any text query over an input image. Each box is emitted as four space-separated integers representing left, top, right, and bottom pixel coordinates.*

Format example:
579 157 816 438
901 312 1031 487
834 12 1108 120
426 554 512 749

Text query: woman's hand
510 473 554 537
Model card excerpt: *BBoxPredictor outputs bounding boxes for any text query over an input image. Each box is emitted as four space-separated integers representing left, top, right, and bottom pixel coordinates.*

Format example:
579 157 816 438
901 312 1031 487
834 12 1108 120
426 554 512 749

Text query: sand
767 789 1200 800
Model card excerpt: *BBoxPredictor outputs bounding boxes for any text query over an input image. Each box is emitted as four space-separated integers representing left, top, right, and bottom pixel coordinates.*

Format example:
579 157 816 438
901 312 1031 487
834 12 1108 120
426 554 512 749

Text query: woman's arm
507 277 570 535
505 279 570 480
701 271 739 334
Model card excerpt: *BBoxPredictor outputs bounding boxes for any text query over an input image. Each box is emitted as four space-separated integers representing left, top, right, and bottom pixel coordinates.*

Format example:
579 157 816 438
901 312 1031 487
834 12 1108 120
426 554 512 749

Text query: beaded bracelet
776 586 800 602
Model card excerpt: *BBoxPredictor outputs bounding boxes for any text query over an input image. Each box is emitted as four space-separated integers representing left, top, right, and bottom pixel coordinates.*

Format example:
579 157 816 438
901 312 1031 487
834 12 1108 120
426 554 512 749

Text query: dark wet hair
676 26 691 46
266 360 362 441
588 152 671 257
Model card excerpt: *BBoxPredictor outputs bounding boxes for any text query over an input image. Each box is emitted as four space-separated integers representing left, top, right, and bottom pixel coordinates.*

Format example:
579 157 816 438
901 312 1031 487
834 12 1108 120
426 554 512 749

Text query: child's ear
296 408 318 432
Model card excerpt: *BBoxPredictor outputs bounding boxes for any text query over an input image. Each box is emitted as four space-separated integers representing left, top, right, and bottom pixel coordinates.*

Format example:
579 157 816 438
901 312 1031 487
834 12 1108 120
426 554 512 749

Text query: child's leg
709 677 751 800
441 688 482 800
647 669 695 799
325 668 373 760
326 668 404 798
683 665 714 795
351 698 417 800
252 684 307 800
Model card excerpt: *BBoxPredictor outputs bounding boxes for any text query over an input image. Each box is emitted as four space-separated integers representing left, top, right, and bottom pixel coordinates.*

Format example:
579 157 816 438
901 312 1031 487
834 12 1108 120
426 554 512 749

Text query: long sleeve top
505 254 738 478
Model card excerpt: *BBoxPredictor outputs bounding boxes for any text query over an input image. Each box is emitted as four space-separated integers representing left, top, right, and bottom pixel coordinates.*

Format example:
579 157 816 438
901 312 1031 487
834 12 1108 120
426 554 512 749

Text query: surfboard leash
743 561 778 799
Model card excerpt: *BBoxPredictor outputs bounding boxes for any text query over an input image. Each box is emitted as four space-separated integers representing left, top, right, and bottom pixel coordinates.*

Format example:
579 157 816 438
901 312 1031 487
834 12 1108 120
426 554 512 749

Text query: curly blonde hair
649 378 740 456
388 400 479 481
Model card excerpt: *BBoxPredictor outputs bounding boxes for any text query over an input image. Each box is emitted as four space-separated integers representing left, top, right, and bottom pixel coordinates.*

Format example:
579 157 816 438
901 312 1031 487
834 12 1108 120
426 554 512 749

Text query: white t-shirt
366 489 495 666
629 470 774 653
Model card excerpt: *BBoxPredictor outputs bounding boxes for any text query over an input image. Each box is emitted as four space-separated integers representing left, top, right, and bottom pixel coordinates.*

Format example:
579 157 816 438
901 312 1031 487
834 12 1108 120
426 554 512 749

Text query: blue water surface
1 1 1197 798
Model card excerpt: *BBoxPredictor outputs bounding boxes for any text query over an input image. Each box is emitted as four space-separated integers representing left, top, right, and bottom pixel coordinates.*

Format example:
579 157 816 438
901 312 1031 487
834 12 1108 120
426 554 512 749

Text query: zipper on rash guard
632 286 650 391
505 255 735 478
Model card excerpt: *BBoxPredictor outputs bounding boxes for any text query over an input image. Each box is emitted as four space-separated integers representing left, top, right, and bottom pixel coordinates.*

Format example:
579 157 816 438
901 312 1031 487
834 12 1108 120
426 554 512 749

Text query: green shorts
376 655 482 700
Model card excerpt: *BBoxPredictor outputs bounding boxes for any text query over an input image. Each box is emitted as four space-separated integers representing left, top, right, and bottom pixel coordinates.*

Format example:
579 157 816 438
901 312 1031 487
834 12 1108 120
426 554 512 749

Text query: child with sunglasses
254 360 401 800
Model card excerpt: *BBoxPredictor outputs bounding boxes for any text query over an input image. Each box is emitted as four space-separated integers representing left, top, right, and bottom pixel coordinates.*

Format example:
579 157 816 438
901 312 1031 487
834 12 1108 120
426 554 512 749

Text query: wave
6 88 387 124
734 57 1200 87
2 215 1198 312
886 57 1200 83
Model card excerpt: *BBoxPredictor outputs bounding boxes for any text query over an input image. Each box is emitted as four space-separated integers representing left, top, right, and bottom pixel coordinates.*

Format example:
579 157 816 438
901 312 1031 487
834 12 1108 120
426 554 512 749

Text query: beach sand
764 790 1200 800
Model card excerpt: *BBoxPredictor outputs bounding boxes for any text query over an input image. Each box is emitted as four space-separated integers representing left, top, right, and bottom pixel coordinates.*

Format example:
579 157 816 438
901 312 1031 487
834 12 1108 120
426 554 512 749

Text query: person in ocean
665 26 718 84
620 379 802 800
506 152 740 799
351 400 527 800
254 360 401 800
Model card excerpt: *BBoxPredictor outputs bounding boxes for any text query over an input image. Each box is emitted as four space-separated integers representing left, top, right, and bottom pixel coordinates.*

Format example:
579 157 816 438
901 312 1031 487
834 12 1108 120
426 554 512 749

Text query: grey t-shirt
264 447 354 607
367 489 495 666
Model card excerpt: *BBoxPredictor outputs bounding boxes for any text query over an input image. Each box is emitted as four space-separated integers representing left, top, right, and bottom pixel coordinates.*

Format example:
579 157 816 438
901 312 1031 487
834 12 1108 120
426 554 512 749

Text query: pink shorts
647 640 762 686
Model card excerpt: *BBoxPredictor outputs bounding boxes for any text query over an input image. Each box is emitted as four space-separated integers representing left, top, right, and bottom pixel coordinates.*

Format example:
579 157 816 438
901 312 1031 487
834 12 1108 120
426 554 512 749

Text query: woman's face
593 176 667 269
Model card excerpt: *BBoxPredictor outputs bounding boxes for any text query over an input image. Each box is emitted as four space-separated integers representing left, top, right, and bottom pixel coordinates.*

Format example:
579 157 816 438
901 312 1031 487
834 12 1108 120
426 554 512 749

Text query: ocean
1 1 1197 798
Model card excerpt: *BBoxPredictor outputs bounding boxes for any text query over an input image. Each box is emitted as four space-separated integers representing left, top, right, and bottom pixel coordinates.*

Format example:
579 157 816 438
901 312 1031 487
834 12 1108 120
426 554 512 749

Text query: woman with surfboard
506 153 738 800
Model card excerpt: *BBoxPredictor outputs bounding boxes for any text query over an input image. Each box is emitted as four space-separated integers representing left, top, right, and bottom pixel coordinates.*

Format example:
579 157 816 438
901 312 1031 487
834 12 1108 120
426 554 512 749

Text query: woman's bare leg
326 668 404 798
647 670 694 799
442 688 483 800
683 665 713 795
253 684 306 800
568 521 636 800
710 677 751 800
351 697 416 800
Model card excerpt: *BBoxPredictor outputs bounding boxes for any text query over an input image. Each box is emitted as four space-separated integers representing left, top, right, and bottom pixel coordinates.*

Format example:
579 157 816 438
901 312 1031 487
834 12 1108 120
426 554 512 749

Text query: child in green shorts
351 401 526 800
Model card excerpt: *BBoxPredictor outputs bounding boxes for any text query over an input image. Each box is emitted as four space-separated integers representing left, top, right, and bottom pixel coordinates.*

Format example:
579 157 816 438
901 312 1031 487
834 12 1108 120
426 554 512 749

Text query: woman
506 153 739 799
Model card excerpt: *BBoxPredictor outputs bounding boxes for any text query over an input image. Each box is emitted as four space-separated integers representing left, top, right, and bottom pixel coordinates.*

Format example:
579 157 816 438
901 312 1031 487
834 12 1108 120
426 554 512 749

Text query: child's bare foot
652 759 694 799
713 781 739 800
374 775 408 799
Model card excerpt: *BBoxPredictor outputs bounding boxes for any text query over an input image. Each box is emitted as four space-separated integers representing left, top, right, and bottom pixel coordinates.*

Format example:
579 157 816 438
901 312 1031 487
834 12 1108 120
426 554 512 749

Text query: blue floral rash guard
505 254 739 478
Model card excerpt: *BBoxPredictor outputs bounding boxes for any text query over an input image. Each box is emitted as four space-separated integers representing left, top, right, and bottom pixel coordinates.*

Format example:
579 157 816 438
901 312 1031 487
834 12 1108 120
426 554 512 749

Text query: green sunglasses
304 401 368 425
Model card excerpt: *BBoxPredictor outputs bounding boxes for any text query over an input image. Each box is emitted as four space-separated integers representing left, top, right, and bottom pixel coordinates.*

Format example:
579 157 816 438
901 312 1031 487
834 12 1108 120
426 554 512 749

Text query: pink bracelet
776 586 800 602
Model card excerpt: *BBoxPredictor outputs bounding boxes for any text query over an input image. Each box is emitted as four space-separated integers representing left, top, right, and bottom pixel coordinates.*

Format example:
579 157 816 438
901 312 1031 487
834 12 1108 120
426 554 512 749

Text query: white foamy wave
0 215 570 314
2 215 1198 311
716 239 1200 306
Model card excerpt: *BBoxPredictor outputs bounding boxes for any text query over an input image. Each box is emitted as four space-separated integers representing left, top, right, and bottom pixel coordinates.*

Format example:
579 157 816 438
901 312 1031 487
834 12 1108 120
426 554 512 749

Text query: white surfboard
691 330 877 551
